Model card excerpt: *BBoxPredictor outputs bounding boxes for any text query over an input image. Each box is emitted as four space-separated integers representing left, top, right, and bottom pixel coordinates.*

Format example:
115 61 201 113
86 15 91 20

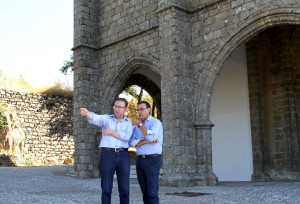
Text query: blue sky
0 0 73 87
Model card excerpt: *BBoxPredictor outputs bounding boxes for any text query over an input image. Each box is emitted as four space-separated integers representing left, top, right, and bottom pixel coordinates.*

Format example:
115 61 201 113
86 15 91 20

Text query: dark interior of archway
122 73 161 120
246 25 300 180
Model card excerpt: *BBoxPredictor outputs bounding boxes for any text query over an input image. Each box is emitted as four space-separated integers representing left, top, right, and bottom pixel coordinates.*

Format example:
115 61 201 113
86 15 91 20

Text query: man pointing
80 98 133 204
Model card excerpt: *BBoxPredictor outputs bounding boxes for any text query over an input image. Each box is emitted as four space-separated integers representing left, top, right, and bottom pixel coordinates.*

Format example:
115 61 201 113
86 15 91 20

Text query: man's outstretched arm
80 108 93 120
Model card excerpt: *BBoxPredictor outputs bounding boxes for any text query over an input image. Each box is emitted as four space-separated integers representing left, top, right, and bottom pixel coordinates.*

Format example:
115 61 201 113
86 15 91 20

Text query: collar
110 114 128 121
143 115 153 123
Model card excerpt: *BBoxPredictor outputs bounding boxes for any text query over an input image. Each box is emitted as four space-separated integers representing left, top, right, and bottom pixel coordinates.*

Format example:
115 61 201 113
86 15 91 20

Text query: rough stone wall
98 0 158 47
280 26 300 176
97 0 160 105
0 89 74 166
158 4 197 186
246 26 300 181
73 0 100 177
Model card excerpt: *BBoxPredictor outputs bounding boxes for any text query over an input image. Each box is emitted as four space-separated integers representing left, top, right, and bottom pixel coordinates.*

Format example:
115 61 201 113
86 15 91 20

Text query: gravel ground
0 165 299 204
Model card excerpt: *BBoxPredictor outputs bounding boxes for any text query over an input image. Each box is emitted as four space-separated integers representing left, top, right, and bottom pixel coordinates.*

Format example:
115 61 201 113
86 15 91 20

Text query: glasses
113 105 126 109
136 108 148 112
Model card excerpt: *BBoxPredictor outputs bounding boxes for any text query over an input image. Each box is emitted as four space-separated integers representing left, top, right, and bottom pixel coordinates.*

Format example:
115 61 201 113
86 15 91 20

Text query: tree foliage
126 99 139 120
60 54 74 75
121 85 157 119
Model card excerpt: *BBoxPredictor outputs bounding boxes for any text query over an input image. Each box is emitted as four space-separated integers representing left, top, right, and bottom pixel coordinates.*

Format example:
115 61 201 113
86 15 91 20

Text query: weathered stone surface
0 89 74 166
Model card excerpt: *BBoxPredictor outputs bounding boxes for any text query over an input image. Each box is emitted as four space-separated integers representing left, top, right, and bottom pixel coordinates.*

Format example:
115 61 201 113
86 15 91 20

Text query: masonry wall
246 26 300 180
0 89 74 166
97 0 160 105
98 0 158 47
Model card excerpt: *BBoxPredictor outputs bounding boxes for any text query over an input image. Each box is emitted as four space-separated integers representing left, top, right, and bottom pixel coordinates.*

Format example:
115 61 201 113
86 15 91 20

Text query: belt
137 154 161 158
101 147 128 152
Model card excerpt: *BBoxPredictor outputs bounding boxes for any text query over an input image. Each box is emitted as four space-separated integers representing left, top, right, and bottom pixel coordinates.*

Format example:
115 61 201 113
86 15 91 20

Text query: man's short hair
137 101 151 109
116 98 128 107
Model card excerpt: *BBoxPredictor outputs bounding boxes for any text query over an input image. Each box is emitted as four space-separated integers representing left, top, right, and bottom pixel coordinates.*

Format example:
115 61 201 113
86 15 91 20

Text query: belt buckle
141 155 146 159
115 148 119 152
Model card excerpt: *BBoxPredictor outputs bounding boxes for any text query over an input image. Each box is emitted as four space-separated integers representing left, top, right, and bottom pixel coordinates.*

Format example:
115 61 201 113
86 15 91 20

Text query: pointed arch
194 8 300 122
102 54 160 110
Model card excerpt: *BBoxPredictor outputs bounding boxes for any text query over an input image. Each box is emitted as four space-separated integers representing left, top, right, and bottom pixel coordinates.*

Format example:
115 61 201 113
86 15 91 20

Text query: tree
120 85 157 119
126 99 139 119
60 54 73 75
122 86 143 102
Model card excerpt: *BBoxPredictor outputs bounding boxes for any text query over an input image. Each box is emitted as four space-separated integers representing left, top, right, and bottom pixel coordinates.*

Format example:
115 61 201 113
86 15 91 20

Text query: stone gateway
73 0 300 186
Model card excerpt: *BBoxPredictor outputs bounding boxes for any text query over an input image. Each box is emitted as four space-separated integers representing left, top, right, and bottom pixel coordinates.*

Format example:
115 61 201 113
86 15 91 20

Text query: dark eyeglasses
136 108 148 112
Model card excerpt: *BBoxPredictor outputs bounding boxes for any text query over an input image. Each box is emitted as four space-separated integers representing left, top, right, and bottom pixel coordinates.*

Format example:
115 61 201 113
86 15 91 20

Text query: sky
0 0 73 88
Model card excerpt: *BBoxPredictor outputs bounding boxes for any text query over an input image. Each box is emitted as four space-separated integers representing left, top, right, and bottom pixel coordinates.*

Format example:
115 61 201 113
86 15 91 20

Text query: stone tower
73 0 300 186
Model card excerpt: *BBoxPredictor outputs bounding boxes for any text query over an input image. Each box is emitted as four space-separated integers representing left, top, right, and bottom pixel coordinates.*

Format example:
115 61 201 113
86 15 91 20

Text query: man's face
137 103 151 121
113 100 127 119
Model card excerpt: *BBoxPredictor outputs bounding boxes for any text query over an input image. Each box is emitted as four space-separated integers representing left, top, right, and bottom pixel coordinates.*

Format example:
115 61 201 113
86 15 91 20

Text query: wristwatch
138 122 143 128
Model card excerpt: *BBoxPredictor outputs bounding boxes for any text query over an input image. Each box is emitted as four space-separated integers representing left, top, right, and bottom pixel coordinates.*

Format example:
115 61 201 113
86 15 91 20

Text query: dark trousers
136 156 161 204
98 150 130 204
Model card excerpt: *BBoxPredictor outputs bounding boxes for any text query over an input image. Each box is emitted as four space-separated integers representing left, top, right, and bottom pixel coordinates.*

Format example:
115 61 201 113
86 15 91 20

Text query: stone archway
194 10 300 119
193 11 300 182
122 73 161 119
120 71 161 167
103 55 160 110
101 55 161 177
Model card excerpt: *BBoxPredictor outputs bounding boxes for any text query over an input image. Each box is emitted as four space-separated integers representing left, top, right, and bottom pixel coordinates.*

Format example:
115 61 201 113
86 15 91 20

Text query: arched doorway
210 25 300 181
117 71 161 173
121 73 161 120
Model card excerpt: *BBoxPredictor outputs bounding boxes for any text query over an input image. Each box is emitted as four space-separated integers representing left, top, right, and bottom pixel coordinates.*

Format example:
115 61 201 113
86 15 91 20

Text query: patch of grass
1 74 73 98
38 82 73 99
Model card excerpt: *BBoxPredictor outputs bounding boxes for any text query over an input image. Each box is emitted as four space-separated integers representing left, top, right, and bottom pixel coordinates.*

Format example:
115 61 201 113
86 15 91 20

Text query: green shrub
0 103 7 129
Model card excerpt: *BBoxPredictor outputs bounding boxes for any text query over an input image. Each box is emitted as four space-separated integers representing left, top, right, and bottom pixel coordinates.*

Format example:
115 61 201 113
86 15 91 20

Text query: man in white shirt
80 98 133 204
